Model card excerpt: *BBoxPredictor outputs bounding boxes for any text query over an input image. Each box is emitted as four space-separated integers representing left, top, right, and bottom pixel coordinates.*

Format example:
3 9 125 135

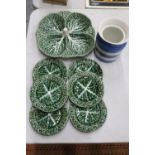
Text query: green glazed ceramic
70 100 107 133
30 75 68 112
68 58 103 79
29 107 68 136
36 11 95 58
68 72 104 108
32 59 67 81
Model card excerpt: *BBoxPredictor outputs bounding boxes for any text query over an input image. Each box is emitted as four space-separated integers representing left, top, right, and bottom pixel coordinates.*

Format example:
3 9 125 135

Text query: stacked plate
29 59 69 136
29 58 107 135
68 59 107 133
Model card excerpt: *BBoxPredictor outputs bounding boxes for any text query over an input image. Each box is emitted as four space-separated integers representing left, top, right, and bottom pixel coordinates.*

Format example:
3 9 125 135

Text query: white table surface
33 0 85 9
26 8 129 143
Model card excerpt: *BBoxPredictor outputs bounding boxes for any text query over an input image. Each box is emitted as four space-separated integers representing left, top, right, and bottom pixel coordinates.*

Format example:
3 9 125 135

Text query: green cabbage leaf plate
36 11 95 58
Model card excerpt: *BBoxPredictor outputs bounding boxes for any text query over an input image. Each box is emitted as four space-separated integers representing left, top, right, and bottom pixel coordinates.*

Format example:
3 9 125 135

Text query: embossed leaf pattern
36 11 95 58
35 110 61 128
38 13 65 35
76 105 100 125
32 59 67 81
73 76 98 102
37 32 66 55
65 13 91 34
69 101 107 133
58 11 72 20
37 63 61 78
29 107 68 135
67 34 95 55
30 75 68 112
36 80 62 105
68 59 103 79
85 26 95 37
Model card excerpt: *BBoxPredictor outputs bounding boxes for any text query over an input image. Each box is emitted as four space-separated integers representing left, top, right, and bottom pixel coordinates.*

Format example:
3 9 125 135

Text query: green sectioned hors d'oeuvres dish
70 100 107 133
36 11 95 58
68 72 104 108
30 75 68 112
29 107 68 136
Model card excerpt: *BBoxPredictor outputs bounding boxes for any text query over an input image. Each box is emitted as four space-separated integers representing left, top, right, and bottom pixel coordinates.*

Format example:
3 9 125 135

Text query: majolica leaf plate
32 59 67 81
30 75 68 112
70 100 107 133
68 72 104 108
68 58 103 79
29 107 68 136
36 11 95 58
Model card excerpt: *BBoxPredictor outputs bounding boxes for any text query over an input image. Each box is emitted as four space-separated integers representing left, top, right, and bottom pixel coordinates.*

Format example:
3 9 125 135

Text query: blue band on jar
96 42 121 58
96 33 127 53
94 49 118 63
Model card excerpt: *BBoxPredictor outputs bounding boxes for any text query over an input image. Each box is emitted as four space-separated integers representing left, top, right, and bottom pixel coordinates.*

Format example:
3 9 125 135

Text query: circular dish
68 72 104 108
70 100 107 133
68 58 103 79
29 107 68 136
36 11 95 58
32 59 67 81
30 75 68 112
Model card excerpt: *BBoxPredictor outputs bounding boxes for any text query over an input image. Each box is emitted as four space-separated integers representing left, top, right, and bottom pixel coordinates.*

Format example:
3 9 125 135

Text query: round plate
70 101 107 133
32 59 67 81
29 107 68 136
68 58 103 79
30 75 68 112
68 72 104 108
36 11 95 58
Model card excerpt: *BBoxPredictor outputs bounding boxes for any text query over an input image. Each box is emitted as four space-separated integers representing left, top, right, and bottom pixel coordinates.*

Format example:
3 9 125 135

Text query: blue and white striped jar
95 19 128 63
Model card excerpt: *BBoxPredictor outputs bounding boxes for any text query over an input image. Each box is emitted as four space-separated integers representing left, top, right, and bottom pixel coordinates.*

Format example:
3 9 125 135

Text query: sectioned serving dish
36 11 95 58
